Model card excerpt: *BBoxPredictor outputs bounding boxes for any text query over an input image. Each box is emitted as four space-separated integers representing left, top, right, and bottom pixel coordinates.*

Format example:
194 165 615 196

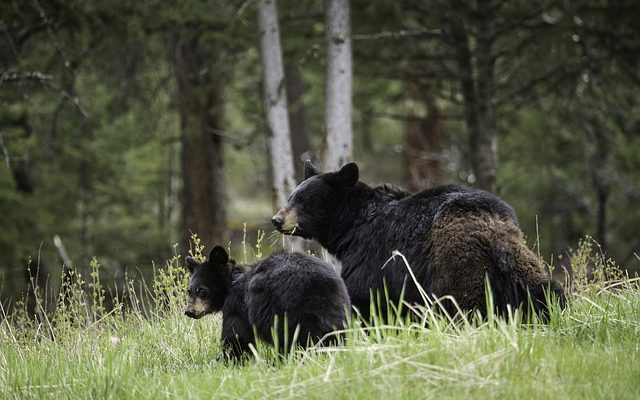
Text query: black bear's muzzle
271 215 284 230
272 208 299 233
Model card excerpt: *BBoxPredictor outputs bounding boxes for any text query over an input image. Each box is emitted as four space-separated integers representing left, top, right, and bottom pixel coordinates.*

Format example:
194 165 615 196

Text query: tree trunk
173 34 227 250
474 0 498 193
258 0 297 209
285 63 313 181
587 117 609 254
258 0 305 252
79 120 94 283
448 12 480 186
404 82 444 191
323 0 353 171
448 0 497 193
166 139 179 245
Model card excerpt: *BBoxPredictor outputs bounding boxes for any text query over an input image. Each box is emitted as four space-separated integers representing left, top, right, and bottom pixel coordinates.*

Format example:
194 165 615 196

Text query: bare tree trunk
474 0 498 193
258 0 297 210
259 0 304 252
448 12 479 184
323 0 353 171
285 63 313 181
167 139 179 246
587 118 610 253
79 120 94 283
448 0 497 193
404 82 444 191
173 34 227 250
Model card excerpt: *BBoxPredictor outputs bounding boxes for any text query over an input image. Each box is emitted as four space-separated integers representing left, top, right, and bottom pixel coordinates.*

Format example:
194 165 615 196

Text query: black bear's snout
271 215 284 229
185 310 196 318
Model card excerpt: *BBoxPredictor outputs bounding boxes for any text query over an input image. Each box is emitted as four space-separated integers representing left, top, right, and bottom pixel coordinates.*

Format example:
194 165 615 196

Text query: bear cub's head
272 160 359 240
184 246 233 319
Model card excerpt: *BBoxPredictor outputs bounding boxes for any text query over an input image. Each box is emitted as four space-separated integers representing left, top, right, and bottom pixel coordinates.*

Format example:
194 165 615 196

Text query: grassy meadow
1 237 639 399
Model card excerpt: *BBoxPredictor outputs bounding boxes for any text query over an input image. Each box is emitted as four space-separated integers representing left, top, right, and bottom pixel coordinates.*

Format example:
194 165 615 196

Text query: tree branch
0 70 53 85
353 28 441 41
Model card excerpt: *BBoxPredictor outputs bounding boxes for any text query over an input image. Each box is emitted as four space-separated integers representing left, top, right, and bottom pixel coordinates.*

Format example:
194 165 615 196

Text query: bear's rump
426 210 547 312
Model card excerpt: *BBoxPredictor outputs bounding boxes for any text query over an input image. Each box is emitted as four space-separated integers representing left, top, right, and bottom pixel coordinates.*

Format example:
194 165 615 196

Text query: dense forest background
1 0 639 306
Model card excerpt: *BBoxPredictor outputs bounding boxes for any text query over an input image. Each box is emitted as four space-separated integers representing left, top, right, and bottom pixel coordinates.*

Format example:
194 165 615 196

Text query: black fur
274 162 566 321
373 184 411 200
185 246 350 360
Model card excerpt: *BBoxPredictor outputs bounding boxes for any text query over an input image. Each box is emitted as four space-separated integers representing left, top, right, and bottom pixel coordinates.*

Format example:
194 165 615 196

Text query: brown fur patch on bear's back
427 210 548 313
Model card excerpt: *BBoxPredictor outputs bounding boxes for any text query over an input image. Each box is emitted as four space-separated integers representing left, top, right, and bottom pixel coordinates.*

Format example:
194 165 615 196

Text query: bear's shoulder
369 184 516 222
429 185 517 221
372 184 411 200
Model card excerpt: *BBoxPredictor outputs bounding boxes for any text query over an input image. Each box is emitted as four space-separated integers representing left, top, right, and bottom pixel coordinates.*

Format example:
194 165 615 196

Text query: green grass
1 241 640 399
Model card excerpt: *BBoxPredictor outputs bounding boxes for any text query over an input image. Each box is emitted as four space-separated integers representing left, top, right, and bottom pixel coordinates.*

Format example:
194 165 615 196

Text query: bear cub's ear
209 245 229 266
336 162 359 187
185 256 200 273
304 159 320 180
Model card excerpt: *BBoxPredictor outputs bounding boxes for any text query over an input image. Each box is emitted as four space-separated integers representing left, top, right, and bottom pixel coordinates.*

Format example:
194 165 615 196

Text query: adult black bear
272 161 566 321
184 246 350 360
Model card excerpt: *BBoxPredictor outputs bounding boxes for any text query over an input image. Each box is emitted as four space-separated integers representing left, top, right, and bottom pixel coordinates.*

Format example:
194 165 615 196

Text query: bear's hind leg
428 213 499 317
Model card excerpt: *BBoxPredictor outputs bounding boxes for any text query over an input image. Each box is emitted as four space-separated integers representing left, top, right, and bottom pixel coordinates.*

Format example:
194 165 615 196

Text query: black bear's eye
197 288 208 297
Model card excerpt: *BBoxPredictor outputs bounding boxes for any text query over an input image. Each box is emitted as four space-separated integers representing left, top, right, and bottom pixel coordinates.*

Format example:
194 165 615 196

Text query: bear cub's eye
197 288 208 297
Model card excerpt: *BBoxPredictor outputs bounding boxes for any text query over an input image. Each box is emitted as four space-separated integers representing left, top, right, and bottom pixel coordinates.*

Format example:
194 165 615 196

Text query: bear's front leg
220 334 250 362
220 314 252 362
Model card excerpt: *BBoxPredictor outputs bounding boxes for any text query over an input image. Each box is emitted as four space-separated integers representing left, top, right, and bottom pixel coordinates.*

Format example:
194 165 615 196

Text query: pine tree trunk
258 0 297 209
449 0 497 193
404 82 444 191
449 14 479 184
173 34 227 250
323 0 353 171
587 117 609 254
258 0 304 252
474 0 498 193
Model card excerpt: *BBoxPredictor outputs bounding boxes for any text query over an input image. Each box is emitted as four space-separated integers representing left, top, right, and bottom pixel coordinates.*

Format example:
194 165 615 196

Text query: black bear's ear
336 162 359 187
303 159 320 180
209 246 229 266
185 256 199 273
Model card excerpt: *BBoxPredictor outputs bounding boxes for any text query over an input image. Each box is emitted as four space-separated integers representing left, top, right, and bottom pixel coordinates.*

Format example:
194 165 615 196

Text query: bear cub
184 246 350 360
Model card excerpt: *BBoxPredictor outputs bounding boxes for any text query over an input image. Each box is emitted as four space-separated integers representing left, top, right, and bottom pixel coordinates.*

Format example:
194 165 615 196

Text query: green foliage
151 241 196 318
89 257 106 318
2 0 639 311
569 236 626 294
254 229 266 260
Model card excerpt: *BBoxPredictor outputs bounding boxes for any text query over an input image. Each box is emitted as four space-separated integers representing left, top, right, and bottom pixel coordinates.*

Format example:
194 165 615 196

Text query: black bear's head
184 246 233 319
272 160 359 241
